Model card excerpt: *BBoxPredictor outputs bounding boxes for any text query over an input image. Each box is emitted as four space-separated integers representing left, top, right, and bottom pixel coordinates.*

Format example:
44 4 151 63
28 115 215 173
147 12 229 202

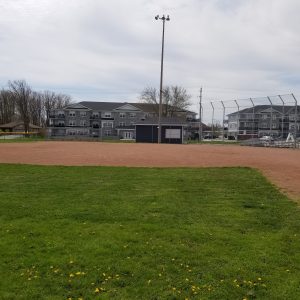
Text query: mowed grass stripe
0 165 300 299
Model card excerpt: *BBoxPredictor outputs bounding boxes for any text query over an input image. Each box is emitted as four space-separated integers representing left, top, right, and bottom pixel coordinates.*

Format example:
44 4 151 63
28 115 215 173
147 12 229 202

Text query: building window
80 120 86 127
69 111 76 117
58 121 65 127
103 122 113 128
105 130 111 136
91 113 99 119
80 111 86 117
68 130 76 135
129 113 136 118
130 121 135 126
119 112 126 118
119 122 125 127
104 112 112 118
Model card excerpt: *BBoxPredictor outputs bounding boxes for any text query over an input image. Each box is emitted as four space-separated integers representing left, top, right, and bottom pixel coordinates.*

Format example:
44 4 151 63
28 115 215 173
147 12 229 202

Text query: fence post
234 100 239 140
278 95 285 139
291 94 298 149
250 98 255 145
221 101 225 141
267 96 273 137
210 102 214 139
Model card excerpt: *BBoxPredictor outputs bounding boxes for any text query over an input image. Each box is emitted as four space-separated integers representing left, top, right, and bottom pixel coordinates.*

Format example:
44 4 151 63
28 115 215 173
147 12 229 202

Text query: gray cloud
0 0 299 121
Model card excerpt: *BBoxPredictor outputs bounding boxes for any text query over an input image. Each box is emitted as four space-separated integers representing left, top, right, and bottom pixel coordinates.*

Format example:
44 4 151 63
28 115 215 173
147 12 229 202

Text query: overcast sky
1 0 299 120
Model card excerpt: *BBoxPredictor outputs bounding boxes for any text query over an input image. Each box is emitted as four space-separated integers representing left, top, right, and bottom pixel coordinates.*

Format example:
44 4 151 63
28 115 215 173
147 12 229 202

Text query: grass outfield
1 165 300 299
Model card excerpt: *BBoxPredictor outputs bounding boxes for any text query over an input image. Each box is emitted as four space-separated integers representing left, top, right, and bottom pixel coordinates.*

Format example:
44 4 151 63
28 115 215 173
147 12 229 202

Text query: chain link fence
199 94 299 148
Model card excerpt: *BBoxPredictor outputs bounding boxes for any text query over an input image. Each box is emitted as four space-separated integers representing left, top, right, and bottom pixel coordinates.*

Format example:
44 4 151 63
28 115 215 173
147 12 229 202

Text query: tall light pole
155 14 170 143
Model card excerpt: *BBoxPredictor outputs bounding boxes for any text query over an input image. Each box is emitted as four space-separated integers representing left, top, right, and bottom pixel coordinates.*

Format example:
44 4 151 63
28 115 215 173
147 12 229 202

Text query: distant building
48 101 197 142
227 105 300 140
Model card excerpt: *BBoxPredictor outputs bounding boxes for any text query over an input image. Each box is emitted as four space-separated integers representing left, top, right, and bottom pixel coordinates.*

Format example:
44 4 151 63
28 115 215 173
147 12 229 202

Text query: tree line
0 80 72 132
139 86 191 117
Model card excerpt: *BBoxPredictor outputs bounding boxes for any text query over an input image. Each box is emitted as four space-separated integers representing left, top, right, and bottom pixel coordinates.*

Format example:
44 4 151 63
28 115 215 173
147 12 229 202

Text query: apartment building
48 101 196 140
227 105 300 140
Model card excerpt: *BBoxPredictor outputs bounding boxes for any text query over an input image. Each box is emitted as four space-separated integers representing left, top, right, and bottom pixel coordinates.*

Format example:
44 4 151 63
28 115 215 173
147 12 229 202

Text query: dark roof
227 105 298 116
78 101 195 114
0 121 41 129
79 101 126 111
136 117 187 126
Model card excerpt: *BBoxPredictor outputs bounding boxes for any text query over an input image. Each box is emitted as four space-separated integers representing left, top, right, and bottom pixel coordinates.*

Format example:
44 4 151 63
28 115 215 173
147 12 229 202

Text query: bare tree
9 80 32 133
42 91 71 126
0 89 16 124
30 91 44 127
140 85 191 117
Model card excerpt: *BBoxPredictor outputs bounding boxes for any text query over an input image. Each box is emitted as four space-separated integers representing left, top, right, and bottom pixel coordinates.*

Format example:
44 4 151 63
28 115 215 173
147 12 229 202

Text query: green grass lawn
0 165 300 300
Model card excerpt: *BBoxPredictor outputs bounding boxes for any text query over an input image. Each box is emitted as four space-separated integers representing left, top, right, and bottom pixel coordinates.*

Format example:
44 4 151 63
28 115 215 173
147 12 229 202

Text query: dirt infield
0 141 299 200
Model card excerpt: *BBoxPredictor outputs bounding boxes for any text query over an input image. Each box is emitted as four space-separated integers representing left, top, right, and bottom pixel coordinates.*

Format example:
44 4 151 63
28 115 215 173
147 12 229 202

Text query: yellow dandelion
95 287 100 293
147 280 151 284
69 260 74 264
258 277 262 281
75 272 81 275
69 273 74 278
158 273 162 277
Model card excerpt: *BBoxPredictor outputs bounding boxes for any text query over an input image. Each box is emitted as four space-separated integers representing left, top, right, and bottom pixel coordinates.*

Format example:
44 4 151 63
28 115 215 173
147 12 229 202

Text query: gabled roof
78 101 130 111
77 101 195 114
0 121 41 129
64 103 91 110
114 103 142 111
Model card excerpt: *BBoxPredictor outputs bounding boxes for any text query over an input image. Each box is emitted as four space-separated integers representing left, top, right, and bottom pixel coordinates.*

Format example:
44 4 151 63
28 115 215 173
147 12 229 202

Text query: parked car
259 136 274 141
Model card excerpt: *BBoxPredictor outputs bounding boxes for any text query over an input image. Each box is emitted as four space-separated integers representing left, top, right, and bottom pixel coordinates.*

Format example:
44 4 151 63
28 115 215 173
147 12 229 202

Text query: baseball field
0 141 299 299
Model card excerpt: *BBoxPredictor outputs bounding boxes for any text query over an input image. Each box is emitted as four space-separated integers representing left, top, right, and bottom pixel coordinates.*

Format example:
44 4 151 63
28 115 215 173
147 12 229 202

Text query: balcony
51 124 65 127
49 114 65 119
101 116 114 120
90 115 100 119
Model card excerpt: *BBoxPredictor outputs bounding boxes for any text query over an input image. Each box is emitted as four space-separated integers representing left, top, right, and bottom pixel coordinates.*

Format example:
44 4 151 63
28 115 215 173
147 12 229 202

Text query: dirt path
0 142 299 201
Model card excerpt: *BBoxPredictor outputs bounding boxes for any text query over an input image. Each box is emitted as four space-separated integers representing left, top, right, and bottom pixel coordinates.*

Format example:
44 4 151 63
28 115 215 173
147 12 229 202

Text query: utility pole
155 14 170 143
198 87 203 142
